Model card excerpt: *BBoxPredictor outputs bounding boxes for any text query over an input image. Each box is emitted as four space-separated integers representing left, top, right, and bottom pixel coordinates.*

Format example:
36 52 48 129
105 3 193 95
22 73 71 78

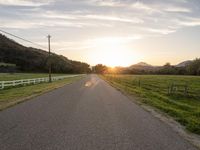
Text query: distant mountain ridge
129 60 192 69
176 60 192 67
127 60 194 72
133 62 152 66
111 59 200 75
129 62 155 71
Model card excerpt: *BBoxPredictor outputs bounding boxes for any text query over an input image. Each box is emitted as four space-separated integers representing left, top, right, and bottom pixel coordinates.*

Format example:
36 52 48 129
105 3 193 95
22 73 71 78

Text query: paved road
0 75 197 150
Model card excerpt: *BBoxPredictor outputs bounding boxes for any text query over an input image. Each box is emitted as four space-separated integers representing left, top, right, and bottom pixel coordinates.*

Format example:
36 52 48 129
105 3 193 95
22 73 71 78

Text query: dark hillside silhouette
0 34 91 73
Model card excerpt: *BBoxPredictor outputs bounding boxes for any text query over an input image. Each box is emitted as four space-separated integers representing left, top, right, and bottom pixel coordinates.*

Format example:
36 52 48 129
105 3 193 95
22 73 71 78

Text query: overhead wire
0 29 47 50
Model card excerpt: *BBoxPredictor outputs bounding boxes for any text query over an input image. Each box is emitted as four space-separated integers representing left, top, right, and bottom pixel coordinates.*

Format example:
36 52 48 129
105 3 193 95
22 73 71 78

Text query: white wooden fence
0 75 79 90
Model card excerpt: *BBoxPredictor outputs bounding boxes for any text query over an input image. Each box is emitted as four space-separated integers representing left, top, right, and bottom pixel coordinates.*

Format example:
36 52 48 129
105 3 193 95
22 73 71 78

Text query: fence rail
0 75 80 90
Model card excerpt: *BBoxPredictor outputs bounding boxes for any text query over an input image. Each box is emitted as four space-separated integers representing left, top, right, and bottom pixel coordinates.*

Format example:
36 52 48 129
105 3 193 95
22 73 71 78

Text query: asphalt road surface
0 75 198 150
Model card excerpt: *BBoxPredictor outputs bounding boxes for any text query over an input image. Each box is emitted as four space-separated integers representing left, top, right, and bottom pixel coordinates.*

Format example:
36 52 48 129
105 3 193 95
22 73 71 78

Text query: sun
101 48 128 67
89 37 139 67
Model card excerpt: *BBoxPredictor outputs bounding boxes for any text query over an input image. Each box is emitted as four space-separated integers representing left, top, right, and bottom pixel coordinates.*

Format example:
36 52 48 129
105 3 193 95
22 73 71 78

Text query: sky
0 0 200 67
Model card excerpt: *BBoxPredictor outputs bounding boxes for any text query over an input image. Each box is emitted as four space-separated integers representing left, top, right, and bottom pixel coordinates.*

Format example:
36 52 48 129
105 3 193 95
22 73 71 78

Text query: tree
92 64 108 74
164 62 171 67
186 58 200 75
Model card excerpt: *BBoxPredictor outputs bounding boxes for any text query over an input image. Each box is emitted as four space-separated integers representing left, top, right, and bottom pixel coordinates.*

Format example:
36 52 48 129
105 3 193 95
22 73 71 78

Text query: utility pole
47 35 52 83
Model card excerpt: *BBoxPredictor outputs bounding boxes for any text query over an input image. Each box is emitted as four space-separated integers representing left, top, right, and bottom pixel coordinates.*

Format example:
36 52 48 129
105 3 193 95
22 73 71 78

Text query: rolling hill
0 34 90 73
176 60 192 67
130 62 152 69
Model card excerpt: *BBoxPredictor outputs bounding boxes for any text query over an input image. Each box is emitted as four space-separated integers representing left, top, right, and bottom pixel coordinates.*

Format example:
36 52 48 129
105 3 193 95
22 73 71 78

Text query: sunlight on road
85 81 93 87
84 75 100 88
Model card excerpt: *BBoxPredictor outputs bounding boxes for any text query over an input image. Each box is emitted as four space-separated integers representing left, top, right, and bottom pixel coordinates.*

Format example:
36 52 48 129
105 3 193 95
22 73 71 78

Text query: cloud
0 0 53 6
44 35 142 52
0 0 199 40
38 40 97 52
0 19 115 29
178 18 200 26
40 11 143 24
42 12 78 20
91 36 142 44
88 0 123 7
164 6 191 13
1 0 199 66
145 28 176 35
48 41 96 51
173 0 188 3
131 1 156 13
0 20 41 29
84 15 143 23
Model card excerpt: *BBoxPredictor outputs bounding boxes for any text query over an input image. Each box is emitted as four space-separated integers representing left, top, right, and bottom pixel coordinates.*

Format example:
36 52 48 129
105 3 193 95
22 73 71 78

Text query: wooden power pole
47 35 52 82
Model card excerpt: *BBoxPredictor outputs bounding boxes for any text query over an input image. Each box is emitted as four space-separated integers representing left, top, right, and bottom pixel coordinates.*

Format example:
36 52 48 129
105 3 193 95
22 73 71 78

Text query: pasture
102 74 200 135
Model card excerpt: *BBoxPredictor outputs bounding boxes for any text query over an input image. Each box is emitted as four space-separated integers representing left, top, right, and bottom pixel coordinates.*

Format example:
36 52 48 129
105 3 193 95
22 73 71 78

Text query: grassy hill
0 34 90 73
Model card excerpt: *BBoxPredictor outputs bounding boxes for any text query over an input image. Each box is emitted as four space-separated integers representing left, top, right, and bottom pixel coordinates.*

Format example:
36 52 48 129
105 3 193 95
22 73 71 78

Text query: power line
0 29 47 50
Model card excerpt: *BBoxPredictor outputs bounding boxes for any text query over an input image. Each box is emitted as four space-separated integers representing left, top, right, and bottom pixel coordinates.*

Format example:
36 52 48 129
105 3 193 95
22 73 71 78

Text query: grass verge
101 74 200 135
0 73 71 81
0 75 84 111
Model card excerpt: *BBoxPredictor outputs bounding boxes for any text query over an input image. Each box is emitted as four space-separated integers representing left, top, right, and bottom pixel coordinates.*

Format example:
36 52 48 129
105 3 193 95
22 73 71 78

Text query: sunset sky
0 0 200 67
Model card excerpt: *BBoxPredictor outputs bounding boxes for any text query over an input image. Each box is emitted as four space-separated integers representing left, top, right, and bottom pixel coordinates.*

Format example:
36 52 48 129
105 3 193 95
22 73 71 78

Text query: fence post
184 84 188 96
168 85 170 94
138 78 141 87
170 83 173 94
1 81 4 89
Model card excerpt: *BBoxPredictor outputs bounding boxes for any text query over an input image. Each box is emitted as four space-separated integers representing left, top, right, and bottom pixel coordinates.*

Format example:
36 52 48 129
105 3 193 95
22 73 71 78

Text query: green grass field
0 73 69 81
0 62 16 67
101 74 200 135
0 74 84 110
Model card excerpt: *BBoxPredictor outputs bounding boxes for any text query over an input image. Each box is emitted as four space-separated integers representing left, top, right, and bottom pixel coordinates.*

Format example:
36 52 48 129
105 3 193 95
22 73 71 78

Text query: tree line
92 58 200 76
